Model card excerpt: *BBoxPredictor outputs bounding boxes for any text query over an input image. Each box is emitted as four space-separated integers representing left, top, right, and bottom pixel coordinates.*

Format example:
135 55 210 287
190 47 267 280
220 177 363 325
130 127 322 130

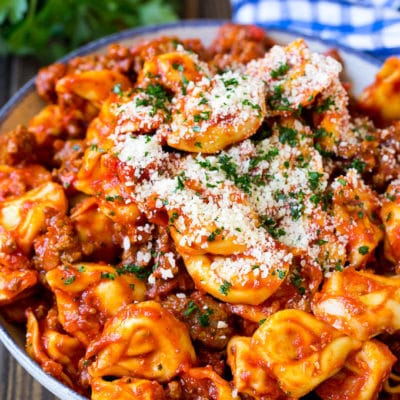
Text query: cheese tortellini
228 309 361 398
46 262 145 345
312 268 400 340
0 182 67 253
86 301 196 382
316 340 396 400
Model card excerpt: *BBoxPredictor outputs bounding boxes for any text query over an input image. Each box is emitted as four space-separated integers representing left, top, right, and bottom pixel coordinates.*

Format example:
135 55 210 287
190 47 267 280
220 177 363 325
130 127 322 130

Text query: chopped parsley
207 227 224 242
287 191 305 221
358 246 369 255
296 154 310 168
89 144 104 152
101 272 115 280
335 263 344 272
217 155 252 194
196 159 218 171
273 269 286 279
278 125 298 147
274 191 288 202
251 126 272 141
309 191 333 211
290 203 302 220
270 62 290 79
386 192 396 202
105 194 123 202
219 280 232 296
184 300 199 317
249 147 279 170
308 171 324 191
198 309 213 327
242 99 262 115
135 83 172 118
169 212 179 224
260 215 286 239
116 264 151 280
290 272 305 295
64 275 76 285
172 63 184 72
183 301 215 328
268 84 292 111
314 127 331 139
315 142 336 158
278 269 286 279
347 158 366 174
198 96 208 105
316 97 335 113
197 153 267 194
193 111 211 122
223 77 239 88
136 98 150 107
175 172 187 191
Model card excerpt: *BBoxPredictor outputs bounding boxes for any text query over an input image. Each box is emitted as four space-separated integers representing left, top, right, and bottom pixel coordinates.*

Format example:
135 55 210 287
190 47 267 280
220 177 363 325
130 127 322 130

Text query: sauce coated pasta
2 23 400 399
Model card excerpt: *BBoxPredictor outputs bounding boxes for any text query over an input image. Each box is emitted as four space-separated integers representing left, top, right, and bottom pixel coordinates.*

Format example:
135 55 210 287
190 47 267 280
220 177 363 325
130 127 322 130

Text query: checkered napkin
230 0 400 60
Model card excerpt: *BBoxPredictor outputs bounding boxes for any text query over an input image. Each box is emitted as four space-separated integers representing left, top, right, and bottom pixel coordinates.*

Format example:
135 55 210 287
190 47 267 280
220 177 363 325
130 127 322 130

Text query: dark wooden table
0 2 232 399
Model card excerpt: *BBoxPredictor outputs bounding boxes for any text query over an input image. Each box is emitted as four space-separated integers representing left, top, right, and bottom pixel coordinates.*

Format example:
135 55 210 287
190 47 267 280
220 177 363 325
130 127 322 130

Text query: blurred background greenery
0 0 181 63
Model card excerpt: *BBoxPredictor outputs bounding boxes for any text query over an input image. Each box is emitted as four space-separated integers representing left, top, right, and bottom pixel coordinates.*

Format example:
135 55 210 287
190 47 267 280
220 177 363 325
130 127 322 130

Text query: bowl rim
0 17 383 400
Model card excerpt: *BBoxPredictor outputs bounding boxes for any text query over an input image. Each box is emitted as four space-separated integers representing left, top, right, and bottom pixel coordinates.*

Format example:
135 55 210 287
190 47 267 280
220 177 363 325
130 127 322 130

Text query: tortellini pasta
46 262 145 345
227 336 283 399
0 182 67 253
56 70 131 109
250 309 361 398
312 268 400 340
0 267 38 305
86 301 196 381
332 169 383 268
359 57 400 123
316 340 396 400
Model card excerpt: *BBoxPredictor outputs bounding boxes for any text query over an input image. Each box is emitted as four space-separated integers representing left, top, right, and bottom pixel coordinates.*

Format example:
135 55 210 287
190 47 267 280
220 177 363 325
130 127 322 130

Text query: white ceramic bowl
0 19 382 400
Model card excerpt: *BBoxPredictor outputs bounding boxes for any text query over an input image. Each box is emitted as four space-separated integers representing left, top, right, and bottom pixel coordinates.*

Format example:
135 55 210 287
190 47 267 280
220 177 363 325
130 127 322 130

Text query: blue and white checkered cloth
230 0 400 60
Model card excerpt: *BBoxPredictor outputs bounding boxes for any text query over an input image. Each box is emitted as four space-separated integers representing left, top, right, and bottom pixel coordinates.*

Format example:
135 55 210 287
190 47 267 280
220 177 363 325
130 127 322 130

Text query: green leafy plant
0 0 180 63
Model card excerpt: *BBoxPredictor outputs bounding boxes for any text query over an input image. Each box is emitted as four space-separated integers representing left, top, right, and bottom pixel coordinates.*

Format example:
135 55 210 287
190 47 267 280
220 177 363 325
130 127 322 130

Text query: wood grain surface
0 1 232 399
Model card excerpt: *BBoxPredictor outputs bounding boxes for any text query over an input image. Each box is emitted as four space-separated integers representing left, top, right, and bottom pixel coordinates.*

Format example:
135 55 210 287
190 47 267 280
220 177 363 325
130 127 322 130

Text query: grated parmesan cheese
122 236 131 251
217 321 228 329
107 39 351 287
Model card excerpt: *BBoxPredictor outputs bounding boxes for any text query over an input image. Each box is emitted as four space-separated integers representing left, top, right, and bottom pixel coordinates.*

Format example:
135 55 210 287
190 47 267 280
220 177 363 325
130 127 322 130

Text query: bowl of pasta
1 19 400 400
